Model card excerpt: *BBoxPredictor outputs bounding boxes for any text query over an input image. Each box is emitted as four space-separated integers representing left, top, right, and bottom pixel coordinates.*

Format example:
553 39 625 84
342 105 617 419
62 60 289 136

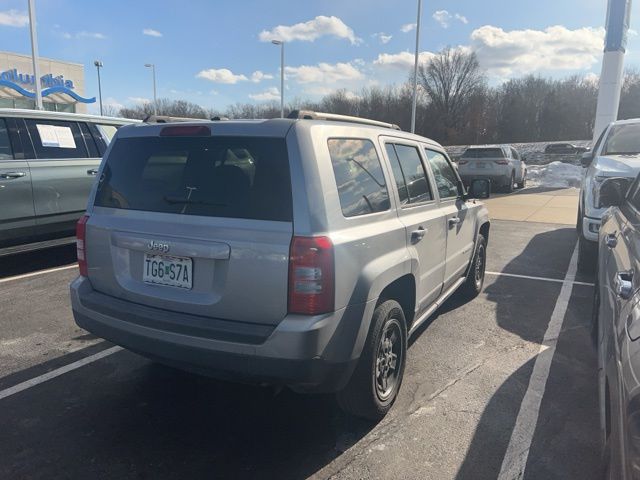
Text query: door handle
615 271 634 300
605 233 618 248
0 171 26 179
448 217 461 228
411 227 427 243
87 169 99 176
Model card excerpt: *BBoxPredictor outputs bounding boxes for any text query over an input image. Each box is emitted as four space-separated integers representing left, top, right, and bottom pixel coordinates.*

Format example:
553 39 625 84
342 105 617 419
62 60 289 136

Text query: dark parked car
594 174 640 479
545 143 589 155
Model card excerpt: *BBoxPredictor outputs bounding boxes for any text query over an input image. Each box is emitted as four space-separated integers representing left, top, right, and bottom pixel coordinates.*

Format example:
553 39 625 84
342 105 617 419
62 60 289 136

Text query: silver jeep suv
70 111 490 419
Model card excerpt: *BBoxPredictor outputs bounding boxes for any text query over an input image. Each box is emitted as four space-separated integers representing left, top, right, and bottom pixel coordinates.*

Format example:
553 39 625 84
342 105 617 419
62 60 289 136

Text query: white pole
410 0 422 133
152 65 157 116
592 0 633 143
28 0 43 110
280 42 285 118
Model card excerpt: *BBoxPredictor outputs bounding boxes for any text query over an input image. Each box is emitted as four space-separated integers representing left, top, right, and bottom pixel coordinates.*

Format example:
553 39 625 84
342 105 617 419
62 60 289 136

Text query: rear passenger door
424 148 475 288
383 140 446 311
24 119 100 231
0 117 35 243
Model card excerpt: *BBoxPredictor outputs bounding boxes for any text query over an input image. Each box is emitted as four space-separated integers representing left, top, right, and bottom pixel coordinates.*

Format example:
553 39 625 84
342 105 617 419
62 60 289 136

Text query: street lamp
271 40 284 118
144 63 158 116
94 60 103 116
410 0 423 133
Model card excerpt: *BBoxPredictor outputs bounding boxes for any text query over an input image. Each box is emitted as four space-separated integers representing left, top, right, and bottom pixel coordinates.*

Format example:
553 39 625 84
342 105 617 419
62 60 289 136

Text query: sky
0 0 639 114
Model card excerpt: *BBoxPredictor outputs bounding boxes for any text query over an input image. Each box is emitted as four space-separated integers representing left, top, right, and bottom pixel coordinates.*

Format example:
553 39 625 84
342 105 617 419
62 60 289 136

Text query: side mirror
580 151 594 167
598 177 633 208
468 178 491 199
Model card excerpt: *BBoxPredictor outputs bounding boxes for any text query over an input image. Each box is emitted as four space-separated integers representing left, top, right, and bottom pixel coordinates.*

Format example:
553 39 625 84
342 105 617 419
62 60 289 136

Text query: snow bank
526 161 583 188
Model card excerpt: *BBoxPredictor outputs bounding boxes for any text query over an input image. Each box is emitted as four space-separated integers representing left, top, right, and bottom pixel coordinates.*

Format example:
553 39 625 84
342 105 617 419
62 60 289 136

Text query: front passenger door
424 148 475 288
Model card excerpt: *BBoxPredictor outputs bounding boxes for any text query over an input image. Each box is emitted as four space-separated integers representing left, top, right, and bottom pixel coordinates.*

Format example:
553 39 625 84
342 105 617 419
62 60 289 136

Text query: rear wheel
337 300 407 421
505 172 515 193
517 172 526 189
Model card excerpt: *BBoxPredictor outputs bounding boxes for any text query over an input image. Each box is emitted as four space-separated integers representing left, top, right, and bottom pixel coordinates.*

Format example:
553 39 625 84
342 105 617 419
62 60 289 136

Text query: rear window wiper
163 195 227 207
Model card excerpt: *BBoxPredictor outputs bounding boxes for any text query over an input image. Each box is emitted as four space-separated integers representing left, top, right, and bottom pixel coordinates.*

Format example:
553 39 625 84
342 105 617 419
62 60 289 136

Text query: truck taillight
76 215 89 276
288 236 334 315
494 159 509 165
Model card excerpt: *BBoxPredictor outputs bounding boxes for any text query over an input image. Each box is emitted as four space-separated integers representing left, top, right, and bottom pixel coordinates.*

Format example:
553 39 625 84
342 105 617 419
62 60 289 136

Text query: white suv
578 118 640 270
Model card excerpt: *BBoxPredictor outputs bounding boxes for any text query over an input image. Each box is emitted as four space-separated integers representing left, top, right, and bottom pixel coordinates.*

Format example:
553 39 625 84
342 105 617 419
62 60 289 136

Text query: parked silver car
457 145 526 193
0 109 134 255
593 174 640 479
577 118 640 271
70 111 491 419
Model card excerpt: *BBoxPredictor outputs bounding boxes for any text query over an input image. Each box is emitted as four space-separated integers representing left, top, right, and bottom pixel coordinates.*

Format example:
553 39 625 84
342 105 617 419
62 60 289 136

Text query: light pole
28 0 43 110
271 40 284 118
144 63 158 116
410 0 423 133
94 60 103 116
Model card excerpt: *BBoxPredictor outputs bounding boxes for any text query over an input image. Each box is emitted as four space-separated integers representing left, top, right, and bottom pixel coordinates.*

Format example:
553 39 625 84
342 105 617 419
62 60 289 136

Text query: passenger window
627 182 640 213
25 119 88 159
96 124 118 143
385 144 409 205
425 149 460 199
386 143 432 205
79 123 100 158
328 138 390 217
0 119 14 160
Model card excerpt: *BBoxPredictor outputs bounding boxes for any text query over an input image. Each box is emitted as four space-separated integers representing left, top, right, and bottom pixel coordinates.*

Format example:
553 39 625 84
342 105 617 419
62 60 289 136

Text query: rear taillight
458 160 468 165
494 159 509 165
76 215 89 276
160 125 211 136
288 236 334 315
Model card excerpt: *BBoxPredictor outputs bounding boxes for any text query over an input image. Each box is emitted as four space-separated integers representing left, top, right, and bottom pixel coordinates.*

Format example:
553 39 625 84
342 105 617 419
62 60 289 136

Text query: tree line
114 48 640 146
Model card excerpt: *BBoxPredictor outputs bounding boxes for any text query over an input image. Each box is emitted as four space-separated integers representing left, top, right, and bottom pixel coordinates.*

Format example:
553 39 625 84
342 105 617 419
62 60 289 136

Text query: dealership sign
0 67 94 103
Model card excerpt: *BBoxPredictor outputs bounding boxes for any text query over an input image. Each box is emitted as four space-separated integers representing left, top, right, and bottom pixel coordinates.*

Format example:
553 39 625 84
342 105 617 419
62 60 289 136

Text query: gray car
594 174 640 479
70 111 491 419
457 145 526 193
0 108 134 256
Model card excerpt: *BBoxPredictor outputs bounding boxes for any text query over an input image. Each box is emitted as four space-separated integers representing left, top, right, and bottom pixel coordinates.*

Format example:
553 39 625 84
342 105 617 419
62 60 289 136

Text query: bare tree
119 98 208 120
418 48 486 142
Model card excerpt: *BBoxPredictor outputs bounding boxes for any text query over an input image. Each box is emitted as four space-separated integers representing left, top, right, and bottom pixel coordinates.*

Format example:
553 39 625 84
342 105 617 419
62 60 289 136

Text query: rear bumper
460 173 510 187
70 276 373 392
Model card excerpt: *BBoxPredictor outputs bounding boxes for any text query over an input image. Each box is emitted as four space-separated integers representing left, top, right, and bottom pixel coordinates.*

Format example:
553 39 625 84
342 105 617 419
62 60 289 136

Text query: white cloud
373 51 436 70
249 87 280 101
433 10 468 29
400 23 416 33
372 32 393 44
128 96 150 104
196 68 248 84
285 62 363 84
259 15 361 45
0 9 28 27
143 28 163 37
584 72 599 85
304 86 359 99
64 31 106 40
104 97 125 111
251 70 274 83
470 25 605 77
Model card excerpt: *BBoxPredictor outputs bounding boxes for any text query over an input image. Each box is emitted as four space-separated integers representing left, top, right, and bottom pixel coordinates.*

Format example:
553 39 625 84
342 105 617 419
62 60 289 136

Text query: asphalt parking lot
0 187 599 480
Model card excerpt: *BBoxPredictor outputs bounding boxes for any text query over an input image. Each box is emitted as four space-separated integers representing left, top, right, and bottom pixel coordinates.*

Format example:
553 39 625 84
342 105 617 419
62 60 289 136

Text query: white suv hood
595 154 640 177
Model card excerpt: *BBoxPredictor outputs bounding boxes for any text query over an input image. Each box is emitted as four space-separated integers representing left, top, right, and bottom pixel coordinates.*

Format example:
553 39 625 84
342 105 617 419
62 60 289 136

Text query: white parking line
486 270 594 287
497 244 579 479
0 264 77 284
0 346 122 401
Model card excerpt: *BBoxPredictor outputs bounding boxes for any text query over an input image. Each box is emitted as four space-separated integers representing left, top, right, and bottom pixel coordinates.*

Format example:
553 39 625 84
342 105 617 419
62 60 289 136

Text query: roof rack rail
211 116 230 121
143 115 208 123
287 110 401 131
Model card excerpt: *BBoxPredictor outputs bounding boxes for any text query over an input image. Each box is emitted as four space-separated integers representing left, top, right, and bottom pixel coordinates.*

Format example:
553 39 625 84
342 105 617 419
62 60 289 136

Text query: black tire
577 233 597 274
337 300 407 421
505 172 515 193
591 274 600 348
576 205 583 234
517 173 526 189
460 234 487 299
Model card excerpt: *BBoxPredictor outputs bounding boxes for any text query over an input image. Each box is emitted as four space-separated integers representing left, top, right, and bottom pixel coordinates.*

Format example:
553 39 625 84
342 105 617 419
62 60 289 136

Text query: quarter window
386 143 432 205
328 138 390 217
0 119 14 160
425 149 460 199
25 119 88 159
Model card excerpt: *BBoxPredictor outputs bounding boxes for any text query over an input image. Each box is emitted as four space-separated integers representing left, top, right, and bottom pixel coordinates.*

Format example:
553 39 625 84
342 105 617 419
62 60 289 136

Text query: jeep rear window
462 148 504 158
94 136 292 221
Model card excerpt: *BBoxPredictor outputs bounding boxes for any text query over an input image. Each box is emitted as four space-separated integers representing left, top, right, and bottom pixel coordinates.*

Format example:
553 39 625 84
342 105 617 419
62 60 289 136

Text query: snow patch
526 161 583 188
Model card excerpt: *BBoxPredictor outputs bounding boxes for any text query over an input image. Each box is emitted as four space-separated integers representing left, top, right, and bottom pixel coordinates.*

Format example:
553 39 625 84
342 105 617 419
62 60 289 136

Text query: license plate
143 253 193 289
